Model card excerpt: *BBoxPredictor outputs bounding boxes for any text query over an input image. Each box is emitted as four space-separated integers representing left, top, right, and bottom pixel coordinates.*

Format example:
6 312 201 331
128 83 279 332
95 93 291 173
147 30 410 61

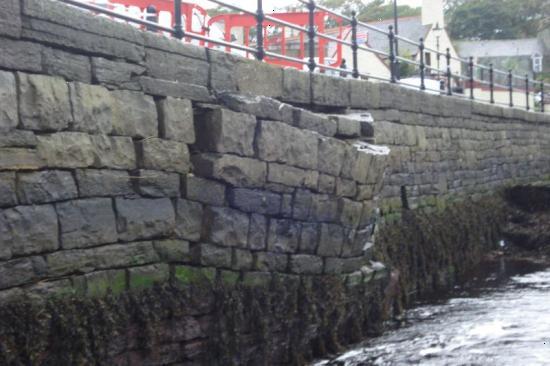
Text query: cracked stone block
43 47 92 83
318 137 346 176
70 82 113 134
57 198 117 249
116 198 175 241
91 57 145 90
17 170 78 204
293 109 337 137
158 97 195 143
203 206 250 248
175 199 203 242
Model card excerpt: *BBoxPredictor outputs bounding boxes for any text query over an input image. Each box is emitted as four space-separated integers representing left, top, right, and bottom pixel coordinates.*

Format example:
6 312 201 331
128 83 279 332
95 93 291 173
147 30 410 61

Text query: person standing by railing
339 58 348 78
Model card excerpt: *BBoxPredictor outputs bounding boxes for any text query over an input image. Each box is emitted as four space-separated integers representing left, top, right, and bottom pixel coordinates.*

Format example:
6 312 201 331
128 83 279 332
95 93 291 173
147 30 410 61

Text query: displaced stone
76 169 134 197
135 170 180 198
228 188 282 215
317 223 344 257
138 138 190 173
185 175 226 206
217 92 284 121
299 222 319 254
17 170 77 204
293 109 337 137
37 132 95 168
192 243 232 268
268 163 319 189
194 108 256 156
267 219 300 253
257 120 319 170
233 248 254 270
158 97 195 143
290 254 323 274
153 239 191 262
254 252 288 272
57 198 117 249
175 199 203 242
331 115 361 137
0 38 42 73
0 130 37 148
0 71 18 132
42 47 92 83
91 57 145 90
317 137 346 176
69 82 113 134
341 147 371 184
203 206 250 248
192 154 266 188
0 256 47 290
248 214 268 251
128 264 170 290
0 172 16 207
18 73 72 131
0 204 59 259
111 90 158 138
116 198 175 241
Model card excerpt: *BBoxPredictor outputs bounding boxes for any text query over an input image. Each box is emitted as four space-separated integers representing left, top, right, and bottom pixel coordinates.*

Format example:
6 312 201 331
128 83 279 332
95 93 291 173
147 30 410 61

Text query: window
533 54 543 73
425 52 432 66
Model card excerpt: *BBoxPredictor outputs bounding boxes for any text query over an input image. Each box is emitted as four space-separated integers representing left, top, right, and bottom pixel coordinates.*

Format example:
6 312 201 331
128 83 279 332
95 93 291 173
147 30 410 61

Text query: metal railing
59 0 548 113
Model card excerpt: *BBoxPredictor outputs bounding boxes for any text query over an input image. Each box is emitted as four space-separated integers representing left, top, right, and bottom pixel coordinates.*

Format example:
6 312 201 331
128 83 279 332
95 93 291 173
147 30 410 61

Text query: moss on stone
174 265 215 285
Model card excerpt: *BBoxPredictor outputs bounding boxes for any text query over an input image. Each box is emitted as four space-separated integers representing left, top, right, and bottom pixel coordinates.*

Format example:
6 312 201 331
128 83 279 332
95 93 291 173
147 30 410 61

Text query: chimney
422 0 445 28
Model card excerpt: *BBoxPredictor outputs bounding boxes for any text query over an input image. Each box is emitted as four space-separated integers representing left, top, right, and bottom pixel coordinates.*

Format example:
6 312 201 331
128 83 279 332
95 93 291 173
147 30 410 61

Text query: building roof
456 39 544 58
364 16 431 56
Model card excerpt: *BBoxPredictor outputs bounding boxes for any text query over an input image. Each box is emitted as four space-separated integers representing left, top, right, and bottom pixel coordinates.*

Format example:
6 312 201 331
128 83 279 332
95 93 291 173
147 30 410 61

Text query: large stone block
17 170 77 204
299 222 319 254
18 73 72 131
42 47 92 83
256 120 319 170
0 130 37 148
218 92 292 122
233 248 254 270
281 68 311 104
0 172 17 207
312 73 350 107
293 109 337 137
153 239 191 263
317 223 344 257
57 198 117 249
209 50 239 92
267 163 318 189
175 199 203 242
254 252 288 272
91 57 145 90
91 135 136 170
235 59 283 99
341 147 371 184
0 257 47 290
267 219 300 254
116 198 175 241
289 254 323 274
194 108 256 156
317 137 346 176
145 48 209 87
135 170 180 198
138 76 213 102
76 169 134 198
0 148 44 170
0 38 42 73
309 194 339 222
248 214 268 251
128 264 170 290
192 153 267 188
111 90 158 138
185 175 226 206
0 204 59 259
138 138 190 173
0 71 18 132
158 97 195 143
338 198 363 228
203 206 250 248
0 0 21 38
70 82 113 134
192 243 232 268
228 188 282 215
331 115 361 138
37 132 95 168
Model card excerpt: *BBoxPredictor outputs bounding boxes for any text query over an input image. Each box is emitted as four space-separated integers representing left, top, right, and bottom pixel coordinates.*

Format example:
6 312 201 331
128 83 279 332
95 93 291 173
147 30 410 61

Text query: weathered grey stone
116 198 175 241
228 188 282 215
158 97 195 143
281 68 311 104
312 73 350 107
254 252 288 272
0 148 44 170
135 170 180 198
323 257 343 274
257 120 319 170
111 90 158 138
0 71 18 132
175 199 203 242
138 138 190 173
233 248 254 270
292 189 314 220
37 132 95 168
91 57 145 90
335 178 357 198
268 163 319 189
293 109 337 137
299 222 319 254
146 48 209 86
203 206 250 248
85 269 127 296
331 115 361 137
0 0 21 38
69 82 113 134
318 174 336 194
0 205 58 259
209 50 239 92
341 147 371 184
0 38 42 73
18 73 72 131
128 264 170 289
0 172 16 207
338 198 363 228
309 194 339 222
76 169 134 197
317 137 346 176
248 214 268 251
235 59 283 98
0 130 37 148
138 76 214 102
0 256 47 290
17 170 78 204
192 243 232 268
192 154 267 188
42 47 91 83
290 254 323 274
267 219 300 254
281 193 293 218
142 31 207 60
218 92 286 121
317 223 344 257
194 108 256 156
91 135 136 169
185 175 226 206
242 271 272 287
57 198 117 249
356 184 376 201
153 239 191 262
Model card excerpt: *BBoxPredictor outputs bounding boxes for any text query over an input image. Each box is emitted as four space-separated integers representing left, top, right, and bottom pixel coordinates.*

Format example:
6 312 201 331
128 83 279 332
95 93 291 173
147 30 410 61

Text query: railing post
508 70 513 107
469 56 474 100
307 0 316 73
525 75 530 111
351 11 359 79
256 0 265 61
489 63 494 104
174 0 184 40
446 48 452 96
419 37 425 90
388 25 396 83
542 81 545 113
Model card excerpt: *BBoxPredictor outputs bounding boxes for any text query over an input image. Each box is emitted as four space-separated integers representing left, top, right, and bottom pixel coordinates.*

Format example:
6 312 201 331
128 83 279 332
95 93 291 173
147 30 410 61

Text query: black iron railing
58 0 548 113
